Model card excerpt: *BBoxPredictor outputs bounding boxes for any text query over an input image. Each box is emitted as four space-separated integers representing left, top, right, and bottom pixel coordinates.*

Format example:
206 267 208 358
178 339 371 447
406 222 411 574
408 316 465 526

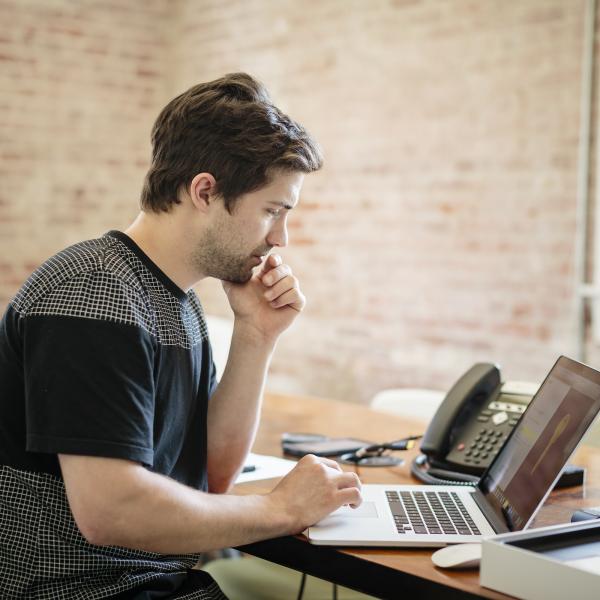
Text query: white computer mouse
431 543 482 570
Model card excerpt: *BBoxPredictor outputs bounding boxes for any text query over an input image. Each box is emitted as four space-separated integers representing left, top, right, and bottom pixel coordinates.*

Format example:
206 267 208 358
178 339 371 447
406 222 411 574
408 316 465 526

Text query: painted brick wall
0 0 170 307
1 0 598 406
176 0 597 401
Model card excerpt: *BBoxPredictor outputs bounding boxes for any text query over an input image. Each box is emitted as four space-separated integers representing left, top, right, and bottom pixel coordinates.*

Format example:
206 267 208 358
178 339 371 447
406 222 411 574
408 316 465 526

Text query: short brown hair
140 73 323 213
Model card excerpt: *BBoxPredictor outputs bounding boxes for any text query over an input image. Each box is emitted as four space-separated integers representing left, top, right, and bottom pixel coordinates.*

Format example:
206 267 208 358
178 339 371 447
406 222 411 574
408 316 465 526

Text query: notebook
307 356 600 547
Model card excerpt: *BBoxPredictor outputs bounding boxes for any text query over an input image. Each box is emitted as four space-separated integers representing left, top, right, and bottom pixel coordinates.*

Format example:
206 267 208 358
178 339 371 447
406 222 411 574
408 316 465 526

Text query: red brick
0 0 597 406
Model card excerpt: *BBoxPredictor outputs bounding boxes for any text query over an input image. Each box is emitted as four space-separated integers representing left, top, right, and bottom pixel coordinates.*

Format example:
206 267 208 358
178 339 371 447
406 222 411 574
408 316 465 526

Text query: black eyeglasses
340 435 422 467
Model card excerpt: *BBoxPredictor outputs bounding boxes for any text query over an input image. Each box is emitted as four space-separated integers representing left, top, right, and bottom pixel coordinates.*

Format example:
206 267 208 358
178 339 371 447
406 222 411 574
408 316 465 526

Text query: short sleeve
22 311 157 467
208 353 218 398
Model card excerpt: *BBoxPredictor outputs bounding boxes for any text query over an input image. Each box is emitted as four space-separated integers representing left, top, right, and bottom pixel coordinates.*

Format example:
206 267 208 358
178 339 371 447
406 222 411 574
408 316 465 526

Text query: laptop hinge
472 488 511 534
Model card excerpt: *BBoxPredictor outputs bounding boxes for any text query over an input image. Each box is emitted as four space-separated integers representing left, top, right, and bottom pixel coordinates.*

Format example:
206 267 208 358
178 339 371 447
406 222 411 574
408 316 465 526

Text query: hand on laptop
267 454 363 533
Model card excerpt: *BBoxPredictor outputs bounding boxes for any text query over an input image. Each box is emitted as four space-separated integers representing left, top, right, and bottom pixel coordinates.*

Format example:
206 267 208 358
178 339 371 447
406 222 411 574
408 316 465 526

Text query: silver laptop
307 356 600 547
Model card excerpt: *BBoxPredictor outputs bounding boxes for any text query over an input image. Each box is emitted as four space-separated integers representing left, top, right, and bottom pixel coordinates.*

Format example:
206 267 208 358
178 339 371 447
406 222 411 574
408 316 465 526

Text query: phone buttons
477 416 489 423
492 412 508 425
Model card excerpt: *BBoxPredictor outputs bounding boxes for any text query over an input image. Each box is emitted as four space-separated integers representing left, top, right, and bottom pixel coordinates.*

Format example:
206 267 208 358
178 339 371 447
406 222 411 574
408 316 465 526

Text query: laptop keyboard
385 490 482 535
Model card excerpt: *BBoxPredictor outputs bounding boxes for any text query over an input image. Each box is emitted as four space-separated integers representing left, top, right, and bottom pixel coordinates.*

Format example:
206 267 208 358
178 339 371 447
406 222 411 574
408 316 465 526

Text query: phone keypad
447 397 526 470
463 428 506 465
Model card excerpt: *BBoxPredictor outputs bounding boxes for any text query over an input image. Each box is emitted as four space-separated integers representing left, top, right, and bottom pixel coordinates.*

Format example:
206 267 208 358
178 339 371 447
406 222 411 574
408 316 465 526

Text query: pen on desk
242 465 256 473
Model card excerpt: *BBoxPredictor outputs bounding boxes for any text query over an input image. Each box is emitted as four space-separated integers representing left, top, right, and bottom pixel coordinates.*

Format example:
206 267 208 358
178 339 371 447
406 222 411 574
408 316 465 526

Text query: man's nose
267 219 288 248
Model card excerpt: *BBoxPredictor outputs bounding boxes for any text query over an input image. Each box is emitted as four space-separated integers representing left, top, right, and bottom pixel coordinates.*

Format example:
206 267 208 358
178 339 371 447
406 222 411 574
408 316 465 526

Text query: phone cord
411 454 479 486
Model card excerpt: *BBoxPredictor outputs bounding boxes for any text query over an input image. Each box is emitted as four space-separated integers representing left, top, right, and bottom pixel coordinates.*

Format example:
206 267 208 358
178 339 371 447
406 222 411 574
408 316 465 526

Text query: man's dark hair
140 72 323 213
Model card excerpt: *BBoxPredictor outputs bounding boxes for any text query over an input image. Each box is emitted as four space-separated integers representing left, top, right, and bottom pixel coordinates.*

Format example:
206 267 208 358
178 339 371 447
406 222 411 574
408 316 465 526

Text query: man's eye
266 208 280 217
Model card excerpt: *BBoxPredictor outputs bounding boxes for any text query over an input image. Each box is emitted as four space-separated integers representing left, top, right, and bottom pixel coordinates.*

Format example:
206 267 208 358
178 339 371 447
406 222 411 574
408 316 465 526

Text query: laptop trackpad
330 502 379 518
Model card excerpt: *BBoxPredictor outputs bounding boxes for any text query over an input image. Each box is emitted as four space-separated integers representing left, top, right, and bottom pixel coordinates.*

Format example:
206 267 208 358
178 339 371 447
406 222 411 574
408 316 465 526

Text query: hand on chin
221 254 306 343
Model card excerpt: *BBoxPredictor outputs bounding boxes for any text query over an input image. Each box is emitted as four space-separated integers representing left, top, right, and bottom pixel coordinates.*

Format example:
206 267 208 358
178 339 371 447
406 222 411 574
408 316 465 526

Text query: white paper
235 452 297 483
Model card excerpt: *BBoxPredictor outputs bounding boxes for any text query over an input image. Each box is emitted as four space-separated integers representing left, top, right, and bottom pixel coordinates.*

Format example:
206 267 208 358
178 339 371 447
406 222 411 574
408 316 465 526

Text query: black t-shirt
0 231 224 599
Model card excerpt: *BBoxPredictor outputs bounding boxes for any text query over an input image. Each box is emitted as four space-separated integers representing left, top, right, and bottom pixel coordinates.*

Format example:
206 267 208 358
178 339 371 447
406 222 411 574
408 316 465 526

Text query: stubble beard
191 229 265 284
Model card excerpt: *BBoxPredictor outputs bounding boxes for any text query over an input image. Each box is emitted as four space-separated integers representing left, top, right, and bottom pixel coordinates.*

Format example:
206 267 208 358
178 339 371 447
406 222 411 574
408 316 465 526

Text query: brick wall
1 0 598 405
178 0 598 401
0 0 170 307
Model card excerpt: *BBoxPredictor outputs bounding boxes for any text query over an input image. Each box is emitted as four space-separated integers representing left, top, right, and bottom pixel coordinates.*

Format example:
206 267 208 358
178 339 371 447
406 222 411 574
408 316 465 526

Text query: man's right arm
59 453 362 554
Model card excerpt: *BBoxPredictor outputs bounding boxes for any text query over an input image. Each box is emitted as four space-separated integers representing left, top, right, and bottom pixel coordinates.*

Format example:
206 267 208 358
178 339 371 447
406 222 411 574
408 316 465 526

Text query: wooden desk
235 393 600 600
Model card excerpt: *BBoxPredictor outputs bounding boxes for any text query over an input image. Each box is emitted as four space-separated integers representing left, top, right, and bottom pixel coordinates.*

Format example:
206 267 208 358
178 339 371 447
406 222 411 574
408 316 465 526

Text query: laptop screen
478 356 600 531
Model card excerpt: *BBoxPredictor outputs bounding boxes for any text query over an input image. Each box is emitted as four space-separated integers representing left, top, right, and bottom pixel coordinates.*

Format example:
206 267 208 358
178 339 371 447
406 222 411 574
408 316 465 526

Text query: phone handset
420 363 501 467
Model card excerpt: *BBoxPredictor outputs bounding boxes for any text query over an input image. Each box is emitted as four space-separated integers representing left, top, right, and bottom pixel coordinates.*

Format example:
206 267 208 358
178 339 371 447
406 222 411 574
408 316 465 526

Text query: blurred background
1 0 599 406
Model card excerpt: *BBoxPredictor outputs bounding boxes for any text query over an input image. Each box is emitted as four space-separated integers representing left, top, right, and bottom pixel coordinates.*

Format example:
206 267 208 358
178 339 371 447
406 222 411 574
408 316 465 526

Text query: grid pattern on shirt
2 234 222 598
10 234 208 349
0 466 227 599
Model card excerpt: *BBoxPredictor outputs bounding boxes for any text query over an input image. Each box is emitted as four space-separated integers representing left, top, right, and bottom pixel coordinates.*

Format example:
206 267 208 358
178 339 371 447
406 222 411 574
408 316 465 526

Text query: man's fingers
316 456 343 472
261 263 291 287
337 486 363 509
264 275 300 302
256 256 306 311
264 275 298 302
257 254 281 278
299 454 341 472
334 471 362 509
268 288 305 311
336 470 362 491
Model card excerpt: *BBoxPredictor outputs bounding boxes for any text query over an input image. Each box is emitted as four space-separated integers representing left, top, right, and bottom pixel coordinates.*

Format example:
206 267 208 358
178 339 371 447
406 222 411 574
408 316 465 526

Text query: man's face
193 170 304 283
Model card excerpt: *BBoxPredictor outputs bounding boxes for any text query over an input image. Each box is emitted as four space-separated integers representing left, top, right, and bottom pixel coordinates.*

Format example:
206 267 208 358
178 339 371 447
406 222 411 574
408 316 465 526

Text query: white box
480 520 600 600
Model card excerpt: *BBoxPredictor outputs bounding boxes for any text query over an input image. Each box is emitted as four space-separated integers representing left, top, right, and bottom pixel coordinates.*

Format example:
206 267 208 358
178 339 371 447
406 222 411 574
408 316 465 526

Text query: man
0 73 362 599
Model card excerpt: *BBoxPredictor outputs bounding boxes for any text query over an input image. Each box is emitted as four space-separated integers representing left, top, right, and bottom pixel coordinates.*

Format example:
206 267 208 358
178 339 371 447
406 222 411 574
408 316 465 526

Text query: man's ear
189 173 217 212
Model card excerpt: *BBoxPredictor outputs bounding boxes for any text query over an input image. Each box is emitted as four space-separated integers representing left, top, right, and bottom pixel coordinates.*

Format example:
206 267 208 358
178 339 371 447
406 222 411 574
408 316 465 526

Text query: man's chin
222 269 253 285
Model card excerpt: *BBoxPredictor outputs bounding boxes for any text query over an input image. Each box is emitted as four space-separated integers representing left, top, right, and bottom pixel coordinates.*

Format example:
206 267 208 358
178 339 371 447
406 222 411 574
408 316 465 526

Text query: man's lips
250 249 273 267
252 251 271 261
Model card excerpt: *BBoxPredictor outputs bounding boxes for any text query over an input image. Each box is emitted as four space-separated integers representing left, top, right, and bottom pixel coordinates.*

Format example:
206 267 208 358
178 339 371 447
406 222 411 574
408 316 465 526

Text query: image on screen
479 357 600 531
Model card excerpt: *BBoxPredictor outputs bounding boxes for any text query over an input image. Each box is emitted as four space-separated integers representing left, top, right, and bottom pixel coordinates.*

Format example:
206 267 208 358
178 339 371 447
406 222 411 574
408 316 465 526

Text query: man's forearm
61 455 292 554
206 323 275 491
60 453 362 556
